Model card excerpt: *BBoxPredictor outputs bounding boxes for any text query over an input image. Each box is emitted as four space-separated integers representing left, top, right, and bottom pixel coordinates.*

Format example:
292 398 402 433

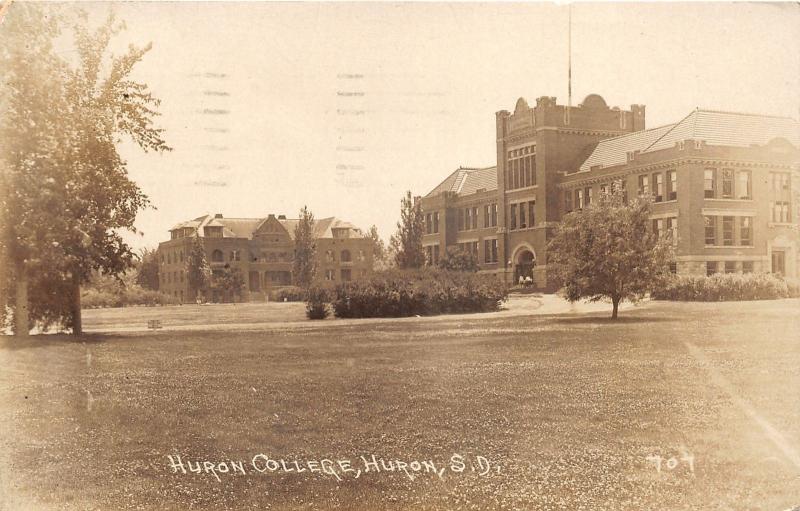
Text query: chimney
278 214 286 220
214 213 223 219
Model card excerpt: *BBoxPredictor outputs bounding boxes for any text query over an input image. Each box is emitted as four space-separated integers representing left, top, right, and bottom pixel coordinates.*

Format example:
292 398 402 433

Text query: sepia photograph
0 1 798 509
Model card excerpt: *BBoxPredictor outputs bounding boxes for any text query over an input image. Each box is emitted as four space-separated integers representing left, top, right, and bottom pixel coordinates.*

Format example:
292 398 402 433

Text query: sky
36 2 800 249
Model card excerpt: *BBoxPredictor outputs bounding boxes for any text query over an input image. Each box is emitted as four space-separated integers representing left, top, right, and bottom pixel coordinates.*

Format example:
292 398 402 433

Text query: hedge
325 268 508 318
269 286 307 302
81 286 178 309
651 273 800 302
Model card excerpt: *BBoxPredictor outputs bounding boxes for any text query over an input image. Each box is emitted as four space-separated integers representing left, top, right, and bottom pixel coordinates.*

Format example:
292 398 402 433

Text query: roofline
696 107 798 121
641 110 698 153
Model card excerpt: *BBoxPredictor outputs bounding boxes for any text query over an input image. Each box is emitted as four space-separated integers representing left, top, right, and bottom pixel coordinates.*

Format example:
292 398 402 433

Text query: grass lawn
1 298 798 510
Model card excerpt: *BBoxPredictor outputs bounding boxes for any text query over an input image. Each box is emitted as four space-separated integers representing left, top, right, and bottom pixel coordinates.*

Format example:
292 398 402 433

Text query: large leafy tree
293 206 317 288
185 236 211 302
389 191 425 269
213 266 245 303
0 5 170 334
364 224 393 271
547 187 674 319
135 248 160 291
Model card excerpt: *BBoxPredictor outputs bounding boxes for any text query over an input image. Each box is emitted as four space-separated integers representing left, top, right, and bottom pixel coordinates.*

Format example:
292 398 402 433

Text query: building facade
158 214 373 302
420 94 800 288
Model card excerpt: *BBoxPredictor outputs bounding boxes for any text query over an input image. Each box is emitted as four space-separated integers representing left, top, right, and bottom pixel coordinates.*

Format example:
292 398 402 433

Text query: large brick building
420 94 799 288
158 214 373 302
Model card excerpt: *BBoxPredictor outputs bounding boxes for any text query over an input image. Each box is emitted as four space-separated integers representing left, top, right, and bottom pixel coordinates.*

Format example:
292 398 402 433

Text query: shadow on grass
0 332 120 351
545 314 678 325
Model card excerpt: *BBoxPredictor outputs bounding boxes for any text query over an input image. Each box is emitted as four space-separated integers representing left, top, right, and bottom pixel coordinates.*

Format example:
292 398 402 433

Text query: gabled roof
425 166 497 198
644 109 800 152
170 214 362 240
578 124 675 172
579 108 800 172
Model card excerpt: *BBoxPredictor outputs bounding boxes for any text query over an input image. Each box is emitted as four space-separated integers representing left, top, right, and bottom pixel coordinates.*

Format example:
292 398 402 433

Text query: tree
0 5 170 335
389 191 425 269
438 246 478 272
213 265 245 303
186 236 211 302
135 248 160 291
364 224 393 271
547 187 674 319
293 206 317 288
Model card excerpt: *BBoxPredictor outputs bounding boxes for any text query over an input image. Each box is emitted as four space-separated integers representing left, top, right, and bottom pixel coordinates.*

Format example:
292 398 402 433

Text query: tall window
737 171 751 200
471 207 478 230
528 201 535 228
638 175 650 197
770 172 791 223
464 208 472 230
740 217 752 246
519 203 527 229
652 218 664 237
483 205 490 228
666 170 677 201
576 189 584 209
706 261 718 276
341 250 352 262
491 204 498 227
722 216 734 246
585 187 593 207
742 261 754 274
211 249 224 262
433 212 439 233
724 261 737 274
510 204 517 230
483 239 498 263
721 169 734 199
652 173 663 202
667 217 678 246
704 216 715 245
457 210 464 231
564 191 573 212
506 145 536 191
704 169 715 198
426 213 432 234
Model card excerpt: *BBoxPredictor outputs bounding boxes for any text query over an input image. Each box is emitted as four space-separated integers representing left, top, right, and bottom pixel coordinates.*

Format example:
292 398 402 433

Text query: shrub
651 273 797 301
305 285 330 320
270 286 307 302
81 285 177 309
329 268 508 318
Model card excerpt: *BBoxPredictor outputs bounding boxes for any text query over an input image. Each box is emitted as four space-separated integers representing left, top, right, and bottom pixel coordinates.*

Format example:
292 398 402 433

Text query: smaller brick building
158 214 373 302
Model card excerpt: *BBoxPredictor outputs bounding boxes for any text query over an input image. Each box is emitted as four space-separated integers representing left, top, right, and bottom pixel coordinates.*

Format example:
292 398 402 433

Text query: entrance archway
512 246 536 284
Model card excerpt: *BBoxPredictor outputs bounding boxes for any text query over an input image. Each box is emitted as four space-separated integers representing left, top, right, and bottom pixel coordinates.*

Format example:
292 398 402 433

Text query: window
638 175 650 197
464 208 472 230
770 173 792 223
433 212 439 233
483 205 490 228
669 262 677 274
704 169 715 198
341 249 352 262
357 250 366 262
507 146 536 191
575 189 584 210
737 171 751 200
722 216 734 246
325 269 335 281
433 245 440 265
472 207 478 230
519 203 526 229
341 269 352 281
740 217 752 246
457 209 464 231
179 251 184 263
721 169 734 199
564 191 573 212
426 213 432 234
706 261 718 276
666 170 677 201
742 261 754 274
528 201 535 228
667 217 678 246
652 173 663 202
724 261 737 274
600 184 609 196
180 272 184 283
704 216 715 245
230 250 240 261
652 218 664 237
585 187 593 207
168 252 172 265
491 204 498 227
326 250 335 263
484 239 498 263
772 251 786 276
211 249 224 262
510 204 517 230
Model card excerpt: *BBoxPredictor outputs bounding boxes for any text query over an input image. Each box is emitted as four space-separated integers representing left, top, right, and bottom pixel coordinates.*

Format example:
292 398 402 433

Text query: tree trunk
71 275 82 336
14 260 29 336
611 296 620 319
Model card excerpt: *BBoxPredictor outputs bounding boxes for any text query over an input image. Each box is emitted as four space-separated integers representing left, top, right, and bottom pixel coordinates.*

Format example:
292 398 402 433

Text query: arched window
211 249 224 262
341 249 352 262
